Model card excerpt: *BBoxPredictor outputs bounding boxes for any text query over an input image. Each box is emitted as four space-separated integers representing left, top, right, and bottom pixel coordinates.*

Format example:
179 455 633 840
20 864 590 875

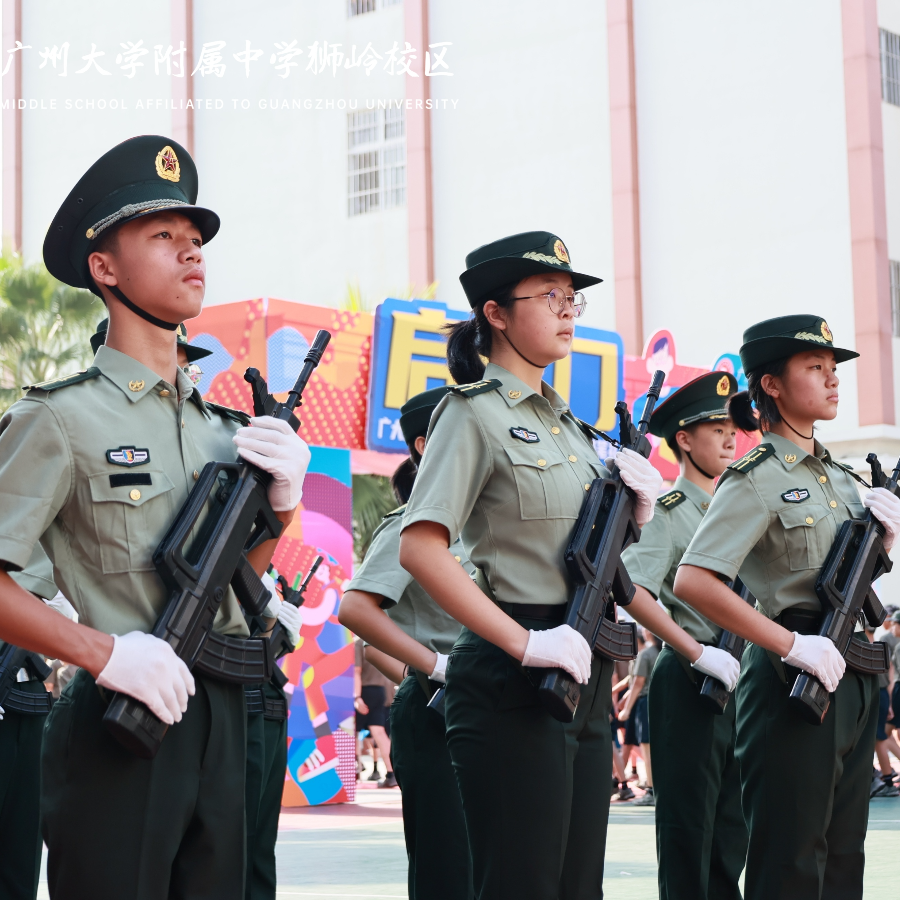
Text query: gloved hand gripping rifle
102 330 331 758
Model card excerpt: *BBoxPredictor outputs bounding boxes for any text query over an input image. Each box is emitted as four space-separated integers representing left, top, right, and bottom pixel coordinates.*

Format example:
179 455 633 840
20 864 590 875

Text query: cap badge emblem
553 240 570 264
820 320 833 342
128 380 145 392
716 375 730 396
784 453 797 463
155 145 181 183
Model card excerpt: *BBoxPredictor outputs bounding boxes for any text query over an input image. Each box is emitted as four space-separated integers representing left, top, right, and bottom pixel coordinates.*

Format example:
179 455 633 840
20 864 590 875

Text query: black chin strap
108 284 180 331
779 414 814 441
686 451 717 481
502 331 544 370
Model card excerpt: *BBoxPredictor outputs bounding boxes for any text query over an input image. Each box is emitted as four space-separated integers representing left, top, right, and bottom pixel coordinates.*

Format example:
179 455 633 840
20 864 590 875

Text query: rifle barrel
285 331 331 413
637 370 666 435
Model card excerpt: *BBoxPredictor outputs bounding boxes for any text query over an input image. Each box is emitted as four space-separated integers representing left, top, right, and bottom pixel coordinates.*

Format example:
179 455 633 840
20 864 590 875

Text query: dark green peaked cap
89 317 213 362
649 371 738 442
399 386 453 446
459 231 602 308
44 135 219 297
739 314 858 373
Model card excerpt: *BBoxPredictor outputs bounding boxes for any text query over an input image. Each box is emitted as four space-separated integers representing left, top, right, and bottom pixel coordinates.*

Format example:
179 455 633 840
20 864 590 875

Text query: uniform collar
673 475 714 513
763 431 832 471
483 362 569 415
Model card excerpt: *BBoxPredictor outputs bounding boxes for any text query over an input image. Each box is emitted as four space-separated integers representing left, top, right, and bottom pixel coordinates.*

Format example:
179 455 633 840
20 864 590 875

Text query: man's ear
87 251 118 288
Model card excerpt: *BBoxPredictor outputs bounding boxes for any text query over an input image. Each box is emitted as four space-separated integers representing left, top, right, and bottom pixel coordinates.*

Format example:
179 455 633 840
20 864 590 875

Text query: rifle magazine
195 634 273 684
845 636 890 675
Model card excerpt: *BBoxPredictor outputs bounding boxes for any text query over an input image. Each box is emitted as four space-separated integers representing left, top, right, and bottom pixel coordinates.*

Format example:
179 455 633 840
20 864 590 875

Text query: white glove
261 571 281 618
276 601 302 647
607 448 664 526
96 632 195 725
430 652 449 684
691 645 741 692
782 632 846 693
233 416 311 511
522 624 592 685
46 591 78 622
0 704 4 721
864 487 900 551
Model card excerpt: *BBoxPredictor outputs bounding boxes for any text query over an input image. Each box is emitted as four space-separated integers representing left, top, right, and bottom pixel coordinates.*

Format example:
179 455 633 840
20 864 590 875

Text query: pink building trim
170 0 194 155
2 0 23 253
404 0 434 292
606 0 643 356
842 0 895 426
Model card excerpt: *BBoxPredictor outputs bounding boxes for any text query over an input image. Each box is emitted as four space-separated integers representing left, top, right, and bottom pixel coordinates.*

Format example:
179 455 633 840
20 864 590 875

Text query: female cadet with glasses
398 232 664 899
675 315 900 900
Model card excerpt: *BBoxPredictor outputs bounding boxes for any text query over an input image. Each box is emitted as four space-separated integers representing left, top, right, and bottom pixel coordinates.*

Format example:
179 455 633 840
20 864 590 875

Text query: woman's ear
482 299 508 332
414 435 427 457
759 373 780 399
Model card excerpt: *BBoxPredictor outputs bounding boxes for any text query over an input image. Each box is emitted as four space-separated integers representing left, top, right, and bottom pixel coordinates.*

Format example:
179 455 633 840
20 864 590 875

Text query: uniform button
805 516 814 525
584 483 591 491
537 459 547 467
551 427 561 435
830 500 837 508
129 489 142 501
819 476 827 484
159 389 170 397
568 455 577 462
454 556 461 562
181 420 185 428
193 470 200 480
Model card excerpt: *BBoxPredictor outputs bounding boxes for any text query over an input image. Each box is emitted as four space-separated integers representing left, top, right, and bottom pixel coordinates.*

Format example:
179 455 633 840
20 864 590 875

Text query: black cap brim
459 257 602 308
740 337 859 373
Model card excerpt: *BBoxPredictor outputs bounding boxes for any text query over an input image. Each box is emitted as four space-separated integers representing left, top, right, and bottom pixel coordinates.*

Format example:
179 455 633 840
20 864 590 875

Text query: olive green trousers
389 674 473 900
0 681 48 900
648 647 747 900
245 682 288 900
735 644 878 900
42 668 247 900
445 619 614 900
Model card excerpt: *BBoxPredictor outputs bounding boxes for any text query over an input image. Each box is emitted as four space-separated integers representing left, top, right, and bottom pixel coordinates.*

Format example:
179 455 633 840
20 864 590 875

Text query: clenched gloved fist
46 591 78 622
430 652 449 684
96 632 195 725
864 488 900 552
606 448 664 526
522 624 592 685
276 601 302 648
782 632 846 693
261 571 282 619
233 416 311 511
691 645 741 692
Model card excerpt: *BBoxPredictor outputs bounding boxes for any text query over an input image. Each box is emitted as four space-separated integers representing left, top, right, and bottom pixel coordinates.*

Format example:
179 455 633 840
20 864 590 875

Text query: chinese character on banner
74 43 110 76
39 43 69 76
154 41 187 76
344 42 382 76
192 41 227 77
2 40 31 76
116 40 148 78
383 41 418 77
306 41 344 76
425 42 452 76
270 40 303 78
233 40 263 77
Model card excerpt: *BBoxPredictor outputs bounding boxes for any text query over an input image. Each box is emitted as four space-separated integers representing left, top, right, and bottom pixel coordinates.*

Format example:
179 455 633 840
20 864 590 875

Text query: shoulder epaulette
383 504 407 519
448 379 502 398
727 442 775 474
657 489 686 510
24 367 100 393
205 401 251 426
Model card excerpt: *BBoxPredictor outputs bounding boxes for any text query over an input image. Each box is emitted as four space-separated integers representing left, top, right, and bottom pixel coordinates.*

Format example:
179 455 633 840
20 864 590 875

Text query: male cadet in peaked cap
0 135 311 900
621 371 748 899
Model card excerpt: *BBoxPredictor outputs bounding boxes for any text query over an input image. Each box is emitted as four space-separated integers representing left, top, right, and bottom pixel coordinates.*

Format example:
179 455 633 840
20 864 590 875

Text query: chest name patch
107 446 150 467
510 427 540 443
781 489 809 503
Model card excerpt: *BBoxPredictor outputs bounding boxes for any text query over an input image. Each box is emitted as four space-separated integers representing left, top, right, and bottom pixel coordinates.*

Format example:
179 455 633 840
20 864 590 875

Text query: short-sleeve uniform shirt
622 476 722 645
401 363 607 607
633 643 659 697
680 432 865 619
11 542 57 601
0 345 250 637
346 507 474 655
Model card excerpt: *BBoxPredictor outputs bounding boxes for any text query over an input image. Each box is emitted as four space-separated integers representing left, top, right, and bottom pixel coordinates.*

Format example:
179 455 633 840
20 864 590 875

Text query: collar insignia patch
784 453 797 463
510 427 540 443
128 380 145 392
782 488 809 503
107 446 150 467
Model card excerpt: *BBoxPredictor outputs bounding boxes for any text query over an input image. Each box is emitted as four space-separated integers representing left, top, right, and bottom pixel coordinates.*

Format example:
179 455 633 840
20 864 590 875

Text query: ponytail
727 391 759 433
390 440 425 504
727 356 790 433
444 279 519 384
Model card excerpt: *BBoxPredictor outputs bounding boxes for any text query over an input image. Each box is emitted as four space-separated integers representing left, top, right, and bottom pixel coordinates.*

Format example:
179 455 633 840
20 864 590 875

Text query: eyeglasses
509 287 587 318
183 364 203 386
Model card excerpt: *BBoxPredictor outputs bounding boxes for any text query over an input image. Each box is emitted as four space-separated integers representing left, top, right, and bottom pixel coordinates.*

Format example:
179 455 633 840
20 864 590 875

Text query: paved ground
36 786 900 898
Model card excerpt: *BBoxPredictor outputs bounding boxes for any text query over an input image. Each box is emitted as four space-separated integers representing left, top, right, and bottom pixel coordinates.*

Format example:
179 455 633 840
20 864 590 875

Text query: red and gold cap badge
820 320 833 343
553 240 570 264
155 145 181 183
716 375 731 396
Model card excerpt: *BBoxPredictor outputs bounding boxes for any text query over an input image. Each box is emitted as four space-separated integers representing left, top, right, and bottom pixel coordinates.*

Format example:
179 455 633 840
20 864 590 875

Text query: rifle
268 555 323 663
0 642 52 716
789 452 893 725
103 330 331 758
538 370 666 723
698 577 756 714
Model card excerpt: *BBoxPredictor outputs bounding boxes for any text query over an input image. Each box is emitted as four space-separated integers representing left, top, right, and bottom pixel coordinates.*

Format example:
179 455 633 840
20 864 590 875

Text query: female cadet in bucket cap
339 386 475 900
620 372 748 899
674 315 900 900
397 232 664 899
0 135 311 899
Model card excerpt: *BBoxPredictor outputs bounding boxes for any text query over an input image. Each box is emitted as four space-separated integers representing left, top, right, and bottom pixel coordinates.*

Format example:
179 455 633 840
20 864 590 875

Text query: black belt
775 609 821 636
496 601 566 623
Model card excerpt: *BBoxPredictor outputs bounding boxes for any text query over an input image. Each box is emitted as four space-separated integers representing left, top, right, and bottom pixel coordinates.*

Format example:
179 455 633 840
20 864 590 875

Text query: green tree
352 473 399 562
0 256 103 412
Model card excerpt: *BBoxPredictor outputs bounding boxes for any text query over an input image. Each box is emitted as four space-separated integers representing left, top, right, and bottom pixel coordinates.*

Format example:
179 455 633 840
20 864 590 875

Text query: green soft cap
43 135 219 298
459 231 602 308
649 371 738 442
399 386 453 446
739 314 858 373
89 317 212 361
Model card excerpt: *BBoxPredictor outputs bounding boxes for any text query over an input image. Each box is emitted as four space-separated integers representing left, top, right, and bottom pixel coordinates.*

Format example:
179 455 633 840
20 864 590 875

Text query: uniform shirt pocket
503 445 572 520
777 503 833 572
88 471 176 574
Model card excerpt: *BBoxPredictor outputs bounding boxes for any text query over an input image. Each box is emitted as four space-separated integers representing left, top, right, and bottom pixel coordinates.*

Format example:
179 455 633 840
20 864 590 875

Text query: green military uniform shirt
401 362 607 607
681 432 864 618
622 476 722 644
0 345 249 638
10 543 57 601
347 507 474 655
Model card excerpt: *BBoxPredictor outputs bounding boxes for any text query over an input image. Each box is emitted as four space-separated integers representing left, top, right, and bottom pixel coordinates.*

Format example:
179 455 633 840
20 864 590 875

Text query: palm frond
352 474 399 561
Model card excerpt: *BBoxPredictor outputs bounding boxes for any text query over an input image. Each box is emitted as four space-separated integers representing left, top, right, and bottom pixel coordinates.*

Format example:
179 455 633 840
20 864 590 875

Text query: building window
891 260 900 337
349 0 400 16
881 28 900 106
347 108 406 216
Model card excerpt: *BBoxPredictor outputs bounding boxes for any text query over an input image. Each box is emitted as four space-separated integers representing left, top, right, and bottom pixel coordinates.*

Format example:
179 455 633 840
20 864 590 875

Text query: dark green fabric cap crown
739 314 859 373
649 371 738 441
459 231 602 308
399 386 452 446
44 135 219 297
89 317 212 361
